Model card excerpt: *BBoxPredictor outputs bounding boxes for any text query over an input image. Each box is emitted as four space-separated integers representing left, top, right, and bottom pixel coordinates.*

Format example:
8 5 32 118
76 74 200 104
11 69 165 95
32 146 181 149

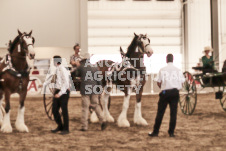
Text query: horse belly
1 73 28 93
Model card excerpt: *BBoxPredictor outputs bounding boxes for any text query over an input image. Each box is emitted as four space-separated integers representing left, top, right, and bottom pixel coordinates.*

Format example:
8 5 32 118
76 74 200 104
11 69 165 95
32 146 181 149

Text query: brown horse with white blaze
0 30 35 133
91 33 153 127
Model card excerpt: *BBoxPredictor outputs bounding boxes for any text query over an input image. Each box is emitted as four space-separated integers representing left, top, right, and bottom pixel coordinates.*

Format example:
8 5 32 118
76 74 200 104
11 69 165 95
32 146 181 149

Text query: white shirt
44 64 71 96
156 62 185 91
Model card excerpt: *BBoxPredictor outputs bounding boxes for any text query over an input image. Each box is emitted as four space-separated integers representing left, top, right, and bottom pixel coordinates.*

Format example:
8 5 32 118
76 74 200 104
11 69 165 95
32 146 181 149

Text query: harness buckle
17 73 22 77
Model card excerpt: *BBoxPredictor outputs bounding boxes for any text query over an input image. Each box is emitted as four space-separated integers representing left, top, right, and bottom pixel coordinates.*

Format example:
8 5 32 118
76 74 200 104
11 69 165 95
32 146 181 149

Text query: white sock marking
1 110 12 133
15 107 29 132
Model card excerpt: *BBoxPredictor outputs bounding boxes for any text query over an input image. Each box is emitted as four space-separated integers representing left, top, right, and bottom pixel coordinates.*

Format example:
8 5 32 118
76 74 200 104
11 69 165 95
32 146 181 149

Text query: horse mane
8 35 20 54
126 36 138 58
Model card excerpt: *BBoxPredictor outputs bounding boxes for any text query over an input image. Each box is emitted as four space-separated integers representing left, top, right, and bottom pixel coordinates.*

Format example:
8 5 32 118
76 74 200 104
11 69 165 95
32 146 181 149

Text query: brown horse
91 33 153 127
0 30 35 133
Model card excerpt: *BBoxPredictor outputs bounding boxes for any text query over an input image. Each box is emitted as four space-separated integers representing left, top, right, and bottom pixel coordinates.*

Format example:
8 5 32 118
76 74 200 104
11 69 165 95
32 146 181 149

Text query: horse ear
18 29 22 36
28 30 32 36
145 33 147 37
120 47 125 56
134 33 138 37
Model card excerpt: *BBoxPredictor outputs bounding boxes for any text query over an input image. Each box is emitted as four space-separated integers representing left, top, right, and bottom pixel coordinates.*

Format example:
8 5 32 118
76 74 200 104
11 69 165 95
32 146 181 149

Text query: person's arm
156 70 162 88
210 56 214 68
43 67 56 86
70 56 81 67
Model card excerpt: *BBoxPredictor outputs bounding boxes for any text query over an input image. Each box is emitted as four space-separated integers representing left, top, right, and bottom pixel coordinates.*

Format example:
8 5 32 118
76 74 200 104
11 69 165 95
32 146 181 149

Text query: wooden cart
180 67 226 115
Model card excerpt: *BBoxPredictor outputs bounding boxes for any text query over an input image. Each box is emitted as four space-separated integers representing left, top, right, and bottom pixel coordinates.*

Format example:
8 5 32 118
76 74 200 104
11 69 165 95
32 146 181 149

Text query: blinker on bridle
18 34 34 54
137 36 150 54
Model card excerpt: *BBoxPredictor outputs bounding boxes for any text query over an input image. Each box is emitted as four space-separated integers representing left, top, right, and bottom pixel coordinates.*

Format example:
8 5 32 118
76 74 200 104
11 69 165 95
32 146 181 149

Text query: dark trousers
153 88 179 134
52 89 70 131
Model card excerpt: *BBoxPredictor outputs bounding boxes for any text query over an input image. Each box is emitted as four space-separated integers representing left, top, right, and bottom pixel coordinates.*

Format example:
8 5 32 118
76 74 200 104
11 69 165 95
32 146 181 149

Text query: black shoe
60 130 69 135
101 122 107 131
79 128 87 131
169 133 175 137
51 127 62 133
148 132 158 137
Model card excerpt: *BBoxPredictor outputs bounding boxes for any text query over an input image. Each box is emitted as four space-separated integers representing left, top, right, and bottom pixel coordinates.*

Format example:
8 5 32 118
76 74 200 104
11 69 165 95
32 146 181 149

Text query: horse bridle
19 34 34 54
10 34 34 59
137 35 150 55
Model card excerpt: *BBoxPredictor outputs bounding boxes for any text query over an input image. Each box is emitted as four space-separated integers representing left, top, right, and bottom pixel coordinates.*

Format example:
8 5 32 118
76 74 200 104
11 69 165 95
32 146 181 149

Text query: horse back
96 60 114 86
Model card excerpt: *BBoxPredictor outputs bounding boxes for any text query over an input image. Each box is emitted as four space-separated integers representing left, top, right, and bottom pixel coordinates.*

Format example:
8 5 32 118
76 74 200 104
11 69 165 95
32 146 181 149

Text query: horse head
133 33 153 57
18 29 35 59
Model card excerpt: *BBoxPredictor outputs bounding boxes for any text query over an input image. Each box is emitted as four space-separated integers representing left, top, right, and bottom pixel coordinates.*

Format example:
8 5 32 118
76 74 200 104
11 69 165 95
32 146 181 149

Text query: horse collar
2 54 30 78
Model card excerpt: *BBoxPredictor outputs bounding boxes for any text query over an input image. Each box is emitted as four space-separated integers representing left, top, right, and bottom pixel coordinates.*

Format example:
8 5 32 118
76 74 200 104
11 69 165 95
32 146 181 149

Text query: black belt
162 88 178 94
54 89 70 95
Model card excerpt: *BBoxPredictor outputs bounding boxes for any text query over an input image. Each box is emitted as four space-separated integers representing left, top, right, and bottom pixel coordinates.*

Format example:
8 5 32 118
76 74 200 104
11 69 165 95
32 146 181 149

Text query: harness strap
1 54 30 78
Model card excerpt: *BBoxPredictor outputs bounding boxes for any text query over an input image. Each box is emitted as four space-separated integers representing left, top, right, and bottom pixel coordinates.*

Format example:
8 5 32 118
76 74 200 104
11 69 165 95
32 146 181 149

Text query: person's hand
71 61 76 66
43 82 47 87
75 61 80 67
209 61 214 65
54 94 60 98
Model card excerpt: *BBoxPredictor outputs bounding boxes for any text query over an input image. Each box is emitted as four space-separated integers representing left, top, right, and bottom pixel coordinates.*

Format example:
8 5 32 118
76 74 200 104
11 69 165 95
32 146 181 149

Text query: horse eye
143 37 146 40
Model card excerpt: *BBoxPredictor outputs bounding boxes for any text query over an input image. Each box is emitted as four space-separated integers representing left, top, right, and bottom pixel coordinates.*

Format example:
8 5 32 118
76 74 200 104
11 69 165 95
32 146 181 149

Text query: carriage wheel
43 83 62 121
179 71 197 115
219 87 226 111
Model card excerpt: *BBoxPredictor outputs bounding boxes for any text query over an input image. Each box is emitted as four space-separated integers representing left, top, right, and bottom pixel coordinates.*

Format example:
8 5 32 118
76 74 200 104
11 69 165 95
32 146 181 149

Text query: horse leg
117 88 131 127
90 111 99 123
0 89 4 126
90 94 112 123
90 95 100 123
15 91 29 132
134 85 148 126
102 85 114 122
1 90 12 133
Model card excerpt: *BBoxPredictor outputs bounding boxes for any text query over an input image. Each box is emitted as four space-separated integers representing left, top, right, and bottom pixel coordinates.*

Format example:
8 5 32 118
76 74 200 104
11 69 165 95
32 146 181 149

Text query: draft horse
93 33 153 127
0 30 35 133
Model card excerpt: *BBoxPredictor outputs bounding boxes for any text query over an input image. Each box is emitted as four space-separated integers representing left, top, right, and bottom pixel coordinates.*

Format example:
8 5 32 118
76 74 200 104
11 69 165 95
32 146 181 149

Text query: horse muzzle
146 52 153 57
29 53 35 59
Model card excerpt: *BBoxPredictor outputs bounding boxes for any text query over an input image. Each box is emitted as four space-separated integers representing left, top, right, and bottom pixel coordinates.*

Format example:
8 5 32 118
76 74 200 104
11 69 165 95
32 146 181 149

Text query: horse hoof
117 119 130 127
134 118 148 126
106 115 114 123
15 123 29 132
90 112 99 123
1 124 13 133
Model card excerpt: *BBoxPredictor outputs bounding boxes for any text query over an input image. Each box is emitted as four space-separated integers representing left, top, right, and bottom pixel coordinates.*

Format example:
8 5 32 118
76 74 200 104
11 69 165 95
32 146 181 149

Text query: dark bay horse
0 30 35 133
91 33 153 127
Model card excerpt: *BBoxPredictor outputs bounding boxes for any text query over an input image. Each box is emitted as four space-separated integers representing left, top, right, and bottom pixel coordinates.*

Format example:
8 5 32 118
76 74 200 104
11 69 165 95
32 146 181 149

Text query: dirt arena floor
0 93 225 151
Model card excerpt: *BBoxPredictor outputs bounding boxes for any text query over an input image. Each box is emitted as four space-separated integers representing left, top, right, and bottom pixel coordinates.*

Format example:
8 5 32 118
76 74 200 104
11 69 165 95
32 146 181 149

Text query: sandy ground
0 93 225 151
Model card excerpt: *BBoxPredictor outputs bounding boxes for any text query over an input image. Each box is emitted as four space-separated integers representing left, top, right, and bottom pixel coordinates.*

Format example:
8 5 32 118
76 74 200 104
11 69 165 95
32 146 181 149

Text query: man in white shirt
47 56 71 135
149 54 185 137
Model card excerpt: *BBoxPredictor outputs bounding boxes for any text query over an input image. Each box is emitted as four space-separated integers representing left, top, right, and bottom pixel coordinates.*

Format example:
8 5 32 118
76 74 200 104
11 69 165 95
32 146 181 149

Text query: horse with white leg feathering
0 30 35 133
91 33 153 127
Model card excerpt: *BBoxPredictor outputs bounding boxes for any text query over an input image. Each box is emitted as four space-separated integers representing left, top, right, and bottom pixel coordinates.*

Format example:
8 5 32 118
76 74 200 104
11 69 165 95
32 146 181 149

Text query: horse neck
129 54 145 69
127 46 145 70
11 44 28 71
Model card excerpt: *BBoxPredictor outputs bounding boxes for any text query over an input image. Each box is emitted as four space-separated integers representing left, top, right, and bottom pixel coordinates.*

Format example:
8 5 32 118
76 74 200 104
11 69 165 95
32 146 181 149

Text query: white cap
203 46 213 52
